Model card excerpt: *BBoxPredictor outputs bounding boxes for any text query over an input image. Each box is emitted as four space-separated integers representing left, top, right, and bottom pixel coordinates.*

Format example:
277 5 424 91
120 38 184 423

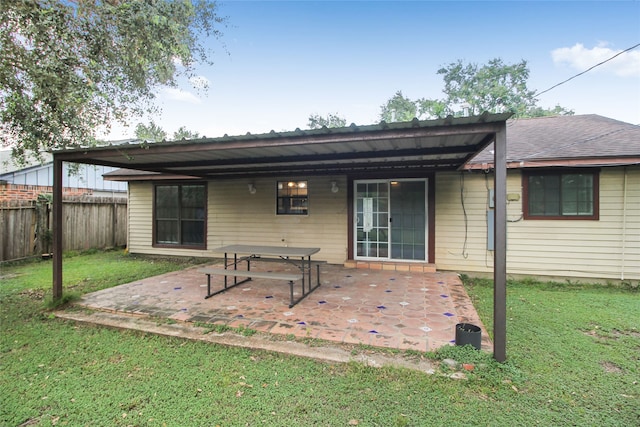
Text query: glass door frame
353 178 428 262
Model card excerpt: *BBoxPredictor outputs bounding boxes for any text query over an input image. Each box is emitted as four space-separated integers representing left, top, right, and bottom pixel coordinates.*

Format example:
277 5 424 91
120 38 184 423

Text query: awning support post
52 157 63 300
493 124 507 362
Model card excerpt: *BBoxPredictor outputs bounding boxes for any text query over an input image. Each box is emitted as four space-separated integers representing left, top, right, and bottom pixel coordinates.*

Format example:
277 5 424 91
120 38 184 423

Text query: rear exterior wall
126 166 638 281
127 176 348 264
434 166 639 281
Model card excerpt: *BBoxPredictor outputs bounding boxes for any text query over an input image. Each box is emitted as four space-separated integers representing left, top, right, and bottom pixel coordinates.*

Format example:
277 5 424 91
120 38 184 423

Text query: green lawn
1 251 638 426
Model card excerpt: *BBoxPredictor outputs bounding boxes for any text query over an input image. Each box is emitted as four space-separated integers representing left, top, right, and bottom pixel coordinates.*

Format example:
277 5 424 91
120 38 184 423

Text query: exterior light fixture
330 181 339 193
248 183 257 194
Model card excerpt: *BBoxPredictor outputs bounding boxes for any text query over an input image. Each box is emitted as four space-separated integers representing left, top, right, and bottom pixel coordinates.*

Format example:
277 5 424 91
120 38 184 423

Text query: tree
379 91 417 123
380 59 573 122
173 126 201 140
135 121 167 143
307 113 347 129
0 0 225 165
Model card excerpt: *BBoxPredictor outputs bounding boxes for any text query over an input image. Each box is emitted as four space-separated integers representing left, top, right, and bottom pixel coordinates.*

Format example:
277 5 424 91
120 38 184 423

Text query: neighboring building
60 114 636 282
1 149 127 203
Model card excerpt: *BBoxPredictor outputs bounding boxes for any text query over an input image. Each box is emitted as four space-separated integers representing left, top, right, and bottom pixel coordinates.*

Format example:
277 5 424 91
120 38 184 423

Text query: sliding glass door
354 179 427 261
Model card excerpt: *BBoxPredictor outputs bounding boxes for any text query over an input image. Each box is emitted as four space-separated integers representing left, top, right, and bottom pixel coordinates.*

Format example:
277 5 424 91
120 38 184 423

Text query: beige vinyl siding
127 177 348 264
208 176 347 264
435 167 640 280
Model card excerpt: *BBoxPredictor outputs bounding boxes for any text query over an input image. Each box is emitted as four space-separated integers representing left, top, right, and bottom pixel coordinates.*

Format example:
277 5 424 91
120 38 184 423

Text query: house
449 114 639 282
95 114 638 283
1 149 128 203
50 114 639 284
95 114 512 271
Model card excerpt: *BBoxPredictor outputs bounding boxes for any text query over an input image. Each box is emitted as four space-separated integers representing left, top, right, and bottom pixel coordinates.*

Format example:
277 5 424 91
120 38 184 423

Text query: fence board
0 197 127 262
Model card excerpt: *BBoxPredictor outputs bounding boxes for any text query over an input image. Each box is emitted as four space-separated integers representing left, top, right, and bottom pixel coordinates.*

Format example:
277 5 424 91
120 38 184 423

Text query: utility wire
535 42 640 97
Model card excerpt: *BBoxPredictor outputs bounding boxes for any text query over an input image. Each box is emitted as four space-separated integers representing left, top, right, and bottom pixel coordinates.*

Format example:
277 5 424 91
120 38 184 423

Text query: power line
535 42 640 97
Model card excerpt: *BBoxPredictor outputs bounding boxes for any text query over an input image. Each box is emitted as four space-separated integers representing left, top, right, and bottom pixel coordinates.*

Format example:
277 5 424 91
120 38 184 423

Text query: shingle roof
470 114 640 166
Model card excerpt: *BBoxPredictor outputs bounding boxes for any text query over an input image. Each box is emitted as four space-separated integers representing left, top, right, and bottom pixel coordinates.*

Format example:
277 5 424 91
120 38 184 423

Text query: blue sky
109 0 640 139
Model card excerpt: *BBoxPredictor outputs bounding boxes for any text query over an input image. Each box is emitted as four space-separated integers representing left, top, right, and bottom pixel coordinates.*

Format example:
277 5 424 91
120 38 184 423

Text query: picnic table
200 244 321 308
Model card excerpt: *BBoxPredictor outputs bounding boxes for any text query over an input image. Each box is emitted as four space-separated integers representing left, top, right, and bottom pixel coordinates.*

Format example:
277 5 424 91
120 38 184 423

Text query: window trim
276 180 309 216
152 182 207 249
522 169 599 220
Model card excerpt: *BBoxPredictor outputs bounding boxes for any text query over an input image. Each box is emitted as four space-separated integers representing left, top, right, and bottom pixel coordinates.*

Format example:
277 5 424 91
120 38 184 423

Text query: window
277 181 308 215
154 183 206 247
523 170 598 220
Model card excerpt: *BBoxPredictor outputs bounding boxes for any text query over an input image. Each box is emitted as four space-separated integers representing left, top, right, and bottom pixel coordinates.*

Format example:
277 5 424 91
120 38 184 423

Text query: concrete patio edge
55 309 439 374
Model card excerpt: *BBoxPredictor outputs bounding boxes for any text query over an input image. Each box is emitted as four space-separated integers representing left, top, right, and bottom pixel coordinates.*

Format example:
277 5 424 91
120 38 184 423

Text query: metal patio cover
51 112 510 362
53 112 512 178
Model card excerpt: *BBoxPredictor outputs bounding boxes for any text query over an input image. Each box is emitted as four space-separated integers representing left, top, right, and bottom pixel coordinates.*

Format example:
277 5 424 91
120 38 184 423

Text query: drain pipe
621 167 628 281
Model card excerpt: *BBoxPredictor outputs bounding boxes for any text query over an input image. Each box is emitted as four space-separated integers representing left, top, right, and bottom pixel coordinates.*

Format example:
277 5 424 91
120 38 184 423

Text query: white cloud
189 75 210 90
161 87 202 104
551 43 640 77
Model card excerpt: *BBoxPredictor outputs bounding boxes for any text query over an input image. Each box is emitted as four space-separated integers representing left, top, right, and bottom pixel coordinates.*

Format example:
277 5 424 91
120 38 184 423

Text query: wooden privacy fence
0 196 127 262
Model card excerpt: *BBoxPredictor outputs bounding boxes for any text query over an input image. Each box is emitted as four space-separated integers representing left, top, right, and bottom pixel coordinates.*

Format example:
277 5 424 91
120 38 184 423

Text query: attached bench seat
200 267 305 308
200 268 302 283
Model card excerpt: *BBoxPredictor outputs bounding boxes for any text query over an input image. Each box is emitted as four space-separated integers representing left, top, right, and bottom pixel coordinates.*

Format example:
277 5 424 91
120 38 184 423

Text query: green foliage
134 120 167 142
172 125 201 140
307 112 347 129
0 0 225 165
379 90 418 122
43 291 81 309
380 58 574 122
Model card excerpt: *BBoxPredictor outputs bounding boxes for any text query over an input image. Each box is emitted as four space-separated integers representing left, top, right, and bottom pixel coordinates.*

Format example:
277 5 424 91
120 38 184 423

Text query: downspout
621 167 627 281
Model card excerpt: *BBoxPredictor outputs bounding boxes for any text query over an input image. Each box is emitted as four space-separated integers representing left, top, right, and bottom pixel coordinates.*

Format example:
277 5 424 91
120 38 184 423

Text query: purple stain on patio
235 314 244 318
345 275 352 278
369 330 379 334
389 278 396 281
440 294 449 298
181 308 187 312
376 305 387 309
318 300 327 304
297 321 307 325
438 281 445 284
443 312 455 317
385 290 392 293
265 295 273 299
174 287 182 290
334 285 342 289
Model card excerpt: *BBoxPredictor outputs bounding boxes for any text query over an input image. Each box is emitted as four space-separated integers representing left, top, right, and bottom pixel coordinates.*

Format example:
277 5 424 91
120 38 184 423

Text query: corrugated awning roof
54 113 512 179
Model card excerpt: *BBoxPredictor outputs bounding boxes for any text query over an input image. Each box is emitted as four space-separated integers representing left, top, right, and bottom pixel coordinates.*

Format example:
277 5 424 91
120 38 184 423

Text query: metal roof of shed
54 113 512 179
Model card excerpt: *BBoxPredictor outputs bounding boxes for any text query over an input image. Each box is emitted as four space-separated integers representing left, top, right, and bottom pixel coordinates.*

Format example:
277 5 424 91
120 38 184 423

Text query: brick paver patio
77 261 492 352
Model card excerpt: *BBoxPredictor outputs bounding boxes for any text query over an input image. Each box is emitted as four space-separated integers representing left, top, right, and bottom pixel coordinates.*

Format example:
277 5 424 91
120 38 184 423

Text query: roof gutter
465 157 640 170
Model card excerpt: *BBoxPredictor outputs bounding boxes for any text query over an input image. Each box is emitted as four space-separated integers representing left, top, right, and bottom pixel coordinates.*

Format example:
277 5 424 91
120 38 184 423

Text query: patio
75 261 492 353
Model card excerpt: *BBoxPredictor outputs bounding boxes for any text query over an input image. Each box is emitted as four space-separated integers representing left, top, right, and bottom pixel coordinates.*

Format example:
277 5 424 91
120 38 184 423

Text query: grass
1 251 638 426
